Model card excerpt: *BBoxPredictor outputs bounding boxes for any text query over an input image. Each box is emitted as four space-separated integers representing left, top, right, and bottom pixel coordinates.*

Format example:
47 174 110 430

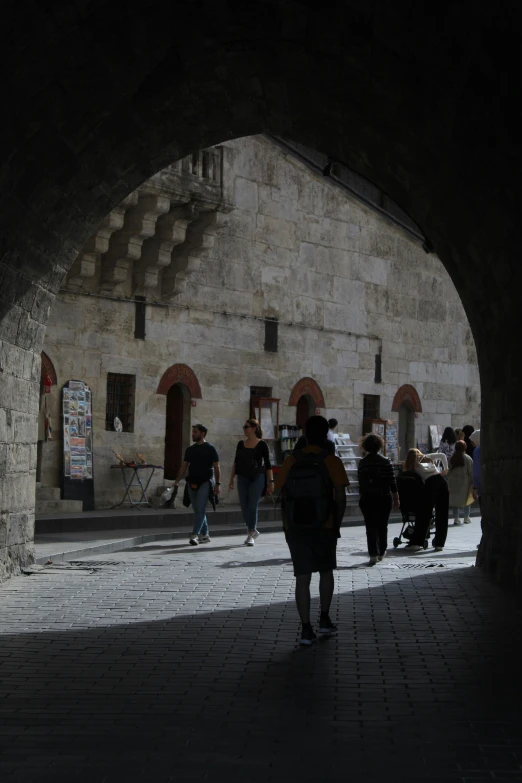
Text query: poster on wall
429 425 443 451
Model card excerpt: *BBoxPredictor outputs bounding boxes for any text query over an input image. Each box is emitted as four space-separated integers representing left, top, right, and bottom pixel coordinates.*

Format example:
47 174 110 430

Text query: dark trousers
411 474 449 547
360 495 392 557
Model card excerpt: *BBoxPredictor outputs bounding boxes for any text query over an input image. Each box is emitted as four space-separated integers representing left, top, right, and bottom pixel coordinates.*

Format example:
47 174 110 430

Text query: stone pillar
0 297 48 579
476 326 522 587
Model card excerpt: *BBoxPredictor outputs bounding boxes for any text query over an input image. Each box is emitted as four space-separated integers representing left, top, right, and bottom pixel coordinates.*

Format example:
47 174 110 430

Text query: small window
363 394 380 420
264 318 278 352
374 352 382 383
134 297 146 340
105 373 136 432
191 152 199 176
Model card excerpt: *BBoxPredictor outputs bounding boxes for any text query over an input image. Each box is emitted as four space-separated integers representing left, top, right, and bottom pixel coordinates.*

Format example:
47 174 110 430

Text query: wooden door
296 395 310 432
164 384 184 480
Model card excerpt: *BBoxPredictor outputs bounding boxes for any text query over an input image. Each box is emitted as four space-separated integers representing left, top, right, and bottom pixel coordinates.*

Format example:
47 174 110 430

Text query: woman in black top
357 433 400 565
462 424 476 458
228 418 273 546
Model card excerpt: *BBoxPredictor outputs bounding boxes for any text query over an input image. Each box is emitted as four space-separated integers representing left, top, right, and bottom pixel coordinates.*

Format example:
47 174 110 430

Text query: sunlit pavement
1 517 521 782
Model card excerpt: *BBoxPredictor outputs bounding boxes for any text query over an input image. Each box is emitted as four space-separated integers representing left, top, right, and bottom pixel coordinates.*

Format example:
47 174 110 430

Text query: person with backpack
228 418 273 546
357 433 400 565
275 415 348 646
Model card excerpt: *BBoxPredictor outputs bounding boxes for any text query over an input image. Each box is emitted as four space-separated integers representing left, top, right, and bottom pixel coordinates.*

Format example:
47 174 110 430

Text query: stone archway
156 364 202 399
391 385 422 415
288 378 326 410
0 3 520 583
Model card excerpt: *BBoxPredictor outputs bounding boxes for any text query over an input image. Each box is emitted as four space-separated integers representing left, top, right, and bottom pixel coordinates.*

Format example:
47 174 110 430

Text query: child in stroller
393 471 434 550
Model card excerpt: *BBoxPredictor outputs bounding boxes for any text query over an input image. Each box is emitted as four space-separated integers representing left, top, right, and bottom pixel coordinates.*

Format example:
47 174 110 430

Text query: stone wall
41 136 480 508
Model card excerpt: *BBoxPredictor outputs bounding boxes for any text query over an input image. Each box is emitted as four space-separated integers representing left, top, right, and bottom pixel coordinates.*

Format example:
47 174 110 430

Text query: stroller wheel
393 537 400 548
423 540 429 549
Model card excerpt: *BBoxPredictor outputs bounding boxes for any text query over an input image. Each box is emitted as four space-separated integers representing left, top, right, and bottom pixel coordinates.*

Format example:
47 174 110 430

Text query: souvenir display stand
334 433 361 500
62 379 95 510
110 464 164 509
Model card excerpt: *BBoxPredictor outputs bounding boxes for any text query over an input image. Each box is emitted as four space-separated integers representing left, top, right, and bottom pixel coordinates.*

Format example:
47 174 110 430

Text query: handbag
466 487 475 506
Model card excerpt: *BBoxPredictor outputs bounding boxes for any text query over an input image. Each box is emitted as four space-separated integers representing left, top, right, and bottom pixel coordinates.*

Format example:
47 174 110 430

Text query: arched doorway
157 364 202 481
392 385 422 461
164 384 191 480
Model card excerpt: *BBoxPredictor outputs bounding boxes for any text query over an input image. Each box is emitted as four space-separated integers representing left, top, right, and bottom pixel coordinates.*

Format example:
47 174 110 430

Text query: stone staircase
36 484 83 516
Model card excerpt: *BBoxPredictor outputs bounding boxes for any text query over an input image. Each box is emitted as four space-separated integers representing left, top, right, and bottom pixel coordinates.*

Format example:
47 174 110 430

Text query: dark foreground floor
0 523 520 782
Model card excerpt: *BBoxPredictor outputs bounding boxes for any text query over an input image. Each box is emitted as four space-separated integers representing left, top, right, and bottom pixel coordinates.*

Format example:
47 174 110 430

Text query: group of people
170 416 481 646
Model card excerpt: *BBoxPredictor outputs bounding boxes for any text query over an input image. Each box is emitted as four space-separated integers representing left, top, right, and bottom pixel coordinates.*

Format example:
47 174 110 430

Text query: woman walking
439 426 457 459
447 440 474 525
403 448 449 552
358 433 400 565
229 418 274 546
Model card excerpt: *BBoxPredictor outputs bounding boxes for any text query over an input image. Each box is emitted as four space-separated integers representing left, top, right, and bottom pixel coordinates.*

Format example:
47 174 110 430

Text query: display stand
62 379 95 511
334 433 362 500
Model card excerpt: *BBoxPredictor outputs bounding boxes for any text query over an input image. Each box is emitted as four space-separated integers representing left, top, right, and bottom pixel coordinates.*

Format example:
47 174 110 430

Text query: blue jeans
452 505 471 518
237 473 265 531
188 482 209 536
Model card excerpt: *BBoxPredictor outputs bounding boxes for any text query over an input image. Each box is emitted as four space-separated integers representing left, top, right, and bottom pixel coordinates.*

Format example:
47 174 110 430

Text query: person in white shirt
327 418 338 445
403 448 449 552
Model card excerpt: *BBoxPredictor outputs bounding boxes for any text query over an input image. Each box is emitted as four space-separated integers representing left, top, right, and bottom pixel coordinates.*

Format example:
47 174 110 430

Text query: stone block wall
40 135 481 508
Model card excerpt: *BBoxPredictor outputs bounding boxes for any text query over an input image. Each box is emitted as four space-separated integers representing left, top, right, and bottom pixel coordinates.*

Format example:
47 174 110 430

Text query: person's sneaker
434 546 444 551
377 552 386 561
453 518 462 526
245 536 255 546
198 535 211 544
299 625 317 646
189 535 199 546
464 517 472 524
369 556 378 565
405 545 423 552
318 615 338 635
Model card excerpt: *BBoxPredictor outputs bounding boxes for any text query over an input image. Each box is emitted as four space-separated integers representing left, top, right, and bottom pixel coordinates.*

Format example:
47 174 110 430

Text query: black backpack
282 449 333 529
358 459 387 497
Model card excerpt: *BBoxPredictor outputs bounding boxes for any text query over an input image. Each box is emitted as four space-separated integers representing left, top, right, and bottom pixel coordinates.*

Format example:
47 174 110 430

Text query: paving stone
0 521 520 781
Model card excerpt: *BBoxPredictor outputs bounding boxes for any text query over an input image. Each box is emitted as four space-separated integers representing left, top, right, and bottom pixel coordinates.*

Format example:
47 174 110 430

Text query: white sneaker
369 556 378 565
453 518 462 526
405 545 423 552
198 535 211 544
189 535 199 546
245 536 255 546
464 517 472 524
434 546 444 552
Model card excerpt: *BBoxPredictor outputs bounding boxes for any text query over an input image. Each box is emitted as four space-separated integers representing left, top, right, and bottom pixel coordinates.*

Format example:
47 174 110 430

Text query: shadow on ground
0 566 521 782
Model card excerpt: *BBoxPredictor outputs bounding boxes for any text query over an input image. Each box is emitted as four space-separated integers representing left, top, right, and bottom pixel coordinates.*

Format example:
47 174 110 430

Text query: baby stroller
393 471 434 550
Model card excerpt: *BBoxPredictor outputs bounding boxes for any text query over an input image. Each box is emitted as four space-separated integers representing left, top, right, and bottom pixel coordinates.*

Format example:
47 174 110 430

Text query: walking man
173 424 220 545
276 415 348 645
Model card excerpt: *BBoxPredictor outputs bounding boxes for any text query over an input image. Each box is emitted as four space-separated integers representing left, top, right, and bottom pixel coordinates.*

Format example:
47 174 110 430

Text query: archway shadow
0 566 520 782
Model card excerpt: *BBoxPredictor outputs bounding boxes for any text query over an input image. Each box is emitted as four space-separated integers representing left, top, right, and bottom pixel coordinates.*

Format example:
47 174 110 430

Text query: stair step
36 486 61 501
36 500 84 515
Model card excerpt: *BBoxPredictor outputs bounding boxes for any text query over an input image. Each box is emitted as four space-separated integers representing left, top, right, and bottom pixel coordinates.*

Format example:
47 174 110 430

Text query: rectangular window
105 373 136 432
363 394 380 420
134 297 146 340
250 386 272 400
264 318 278 352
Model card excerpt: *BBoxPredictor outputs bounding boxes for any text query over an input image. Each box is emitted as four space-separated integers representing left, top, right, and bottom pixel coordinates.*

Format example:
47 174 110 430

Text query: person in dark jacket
228 418 273 546
358 433 400 565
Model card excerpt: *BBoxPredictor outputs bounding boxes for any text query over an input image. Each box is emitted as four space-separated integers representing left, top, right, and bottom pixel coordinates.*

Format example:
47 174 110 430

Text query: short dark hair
305 415 329 446
327 418 338 429
192 423 208 435
359 433 384 454
462 425 474 438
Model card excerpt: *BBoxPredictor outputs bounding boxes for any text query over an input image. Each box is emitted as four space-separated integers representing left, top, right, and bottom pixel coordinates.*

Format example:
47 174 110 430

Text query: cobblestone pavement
0 518 521 782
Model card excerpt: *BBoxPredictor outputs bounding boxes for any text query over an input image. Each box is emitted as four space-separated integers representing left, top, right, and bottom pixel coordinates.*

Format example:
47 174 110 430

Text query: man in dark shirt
174 424 220 546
